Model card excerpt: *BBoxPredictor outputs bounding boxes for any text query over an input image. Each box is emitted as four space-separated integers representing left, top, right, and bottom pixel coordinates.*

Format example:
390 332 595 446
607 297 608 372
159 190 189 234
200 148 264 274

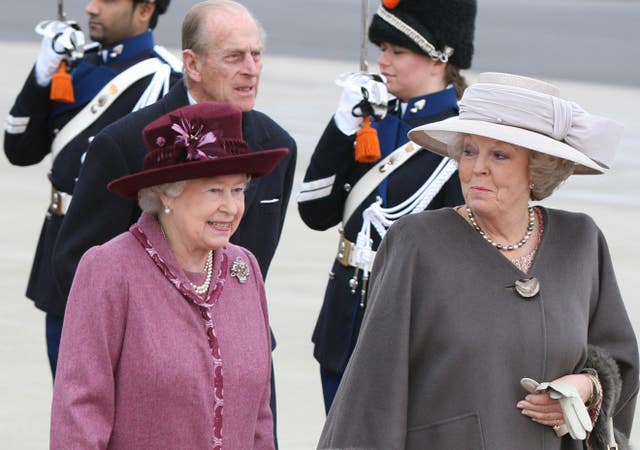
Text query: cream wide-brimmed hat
408 72 623 174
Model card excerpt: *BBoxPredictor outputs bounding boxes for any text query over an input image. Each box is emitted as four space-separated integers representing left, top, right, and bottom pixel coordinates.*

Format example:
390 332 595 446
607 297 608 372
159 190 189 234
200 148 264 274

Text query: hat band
143 138 249 171
375 6 454 63
458 83 622 168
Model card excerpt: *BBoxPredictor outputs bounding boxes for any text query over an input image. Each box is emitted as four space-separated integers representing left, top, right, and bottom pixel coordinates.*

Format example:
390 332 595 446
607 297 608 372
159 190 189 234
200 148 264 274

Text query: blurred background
1 1 638 448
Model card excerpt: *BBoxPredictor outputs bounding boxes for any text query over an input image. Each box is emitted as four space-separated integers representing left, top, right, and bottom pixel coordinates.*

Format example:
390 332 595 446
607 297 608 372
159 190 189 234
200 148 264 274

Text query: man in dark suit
4 0 180 379
52 1 296 446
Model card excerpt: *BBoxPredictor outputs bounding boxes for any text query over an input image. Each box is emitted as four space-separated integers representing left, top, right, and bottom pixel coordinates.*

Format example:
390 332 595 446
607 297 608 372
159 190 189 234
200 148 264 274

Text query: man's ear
182 49 202 83
134 2 156 27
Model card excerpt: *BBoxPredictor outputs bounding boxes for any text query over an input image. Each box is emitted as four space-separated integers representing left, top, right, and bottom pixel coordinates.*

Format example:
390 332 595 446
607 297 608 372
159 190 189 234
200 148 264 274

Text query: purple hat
108 102 288 198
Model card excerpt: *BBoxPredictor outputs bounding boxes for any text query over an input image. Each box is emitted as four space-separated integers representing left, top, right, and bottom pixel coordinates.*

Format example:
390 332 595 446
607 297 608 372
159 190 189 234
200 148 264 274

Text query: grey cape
318 207 639 450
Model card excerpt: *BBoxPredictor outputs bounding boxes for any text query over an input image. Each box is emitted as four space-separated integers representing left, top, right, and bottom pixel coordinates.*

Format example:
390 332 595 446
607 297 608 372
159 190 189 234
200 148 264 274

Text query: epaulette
152 45 183 73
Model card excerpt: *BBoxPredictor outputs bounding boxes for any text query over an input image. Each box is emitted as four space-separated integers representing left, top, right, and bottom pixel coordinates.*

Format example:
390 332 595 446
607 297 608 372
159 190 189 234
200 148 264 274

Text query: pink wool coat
50 213 274 449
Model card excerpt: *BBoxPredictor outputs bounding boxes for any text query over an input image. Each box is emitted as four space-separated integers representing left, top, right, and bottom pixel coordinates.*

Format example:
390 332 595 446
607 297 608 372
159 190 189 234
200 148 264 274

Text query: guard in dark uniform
3 0 181 378
297 0 477 412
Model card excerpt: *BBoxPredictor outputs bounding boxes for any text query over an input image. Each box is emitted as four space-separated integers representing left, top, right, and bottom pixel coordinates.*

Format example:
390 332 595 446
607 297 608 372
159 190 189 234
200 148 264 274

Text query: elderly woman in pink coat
50 102 288 449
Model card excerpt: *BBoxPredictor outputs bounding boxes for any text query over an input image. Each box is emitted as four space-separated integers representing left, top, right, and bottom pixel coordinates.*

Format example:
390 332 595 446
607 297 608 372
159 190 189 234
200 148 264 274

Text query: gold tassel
354 116 381 163
50 61 75 103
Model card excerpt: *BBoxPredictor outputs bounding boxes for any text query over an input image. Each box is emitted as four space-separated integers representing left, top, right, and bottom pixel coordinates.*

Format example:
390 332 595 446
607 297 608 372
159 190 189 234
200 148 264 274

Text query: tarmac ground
1 43 638 449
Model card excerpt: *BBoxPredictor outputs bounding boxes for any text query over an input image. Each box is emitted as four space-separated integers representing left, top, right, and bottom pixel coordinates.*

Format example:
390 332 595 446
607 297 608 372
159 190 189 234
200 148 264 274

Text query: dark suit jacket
52 80 297 315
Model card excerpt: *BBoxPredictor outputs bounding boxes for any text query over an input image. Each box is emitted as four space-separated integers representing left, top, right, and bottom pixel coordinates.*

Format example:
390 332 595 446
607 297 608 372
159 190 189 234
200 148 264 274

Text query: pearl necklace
466 206 535 251
191 250 213 295
159 221 213 295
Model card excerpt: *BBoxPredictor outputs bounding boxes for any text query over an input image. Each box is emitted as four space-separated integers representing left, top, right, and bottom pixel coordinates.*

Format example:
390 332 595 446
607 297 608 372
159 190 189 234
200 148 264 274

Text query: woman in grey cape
317 72 638 450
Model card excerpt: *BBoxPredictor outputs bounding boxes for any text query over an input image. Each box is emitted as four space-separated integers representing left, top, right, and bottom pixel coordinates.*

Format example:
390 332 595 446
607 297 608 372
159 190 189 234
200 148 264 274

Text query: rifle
336 1 388 121
359 0 368 73
335 1 388 162
57 0 66 21
33 0 85 102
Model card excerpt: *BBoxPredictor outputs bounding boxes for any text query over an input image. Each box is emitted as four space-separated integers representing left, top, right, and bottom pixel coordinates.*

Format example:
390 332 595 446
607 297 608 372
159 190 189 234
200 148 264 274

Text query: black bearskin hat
368 0 476 69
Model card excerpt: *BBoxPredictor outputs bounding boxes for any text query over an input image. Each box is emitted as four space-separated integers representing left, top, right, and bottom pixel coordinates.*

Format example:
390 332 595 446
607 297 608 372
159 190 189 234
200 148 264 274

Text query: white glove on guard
334 72 388 136
34 20 85 87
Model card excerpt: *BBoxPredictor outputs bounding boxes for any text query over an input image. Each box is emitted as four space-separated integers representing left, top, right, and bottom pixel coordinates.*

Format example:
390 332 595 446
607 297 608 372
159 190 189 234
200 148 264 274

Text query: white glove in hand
521 377 592 440
536 381 592 440
34 21 80 87
334 72 387 136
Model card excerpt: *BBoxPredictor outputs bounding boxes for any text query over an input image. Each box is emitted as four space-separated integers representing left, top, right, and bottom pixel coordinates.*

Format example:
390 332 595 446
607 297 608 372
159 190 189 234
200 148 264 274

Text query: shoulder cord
351 157 458 277
132 62 171 111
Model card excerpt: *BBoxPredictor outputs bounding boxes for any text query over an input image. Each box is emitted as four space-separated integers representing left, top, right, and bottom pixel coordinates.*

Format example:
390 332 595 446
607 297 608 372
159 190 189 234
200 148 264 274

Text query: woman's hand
552 374 594 403
516 374 593 428
517 391 565 427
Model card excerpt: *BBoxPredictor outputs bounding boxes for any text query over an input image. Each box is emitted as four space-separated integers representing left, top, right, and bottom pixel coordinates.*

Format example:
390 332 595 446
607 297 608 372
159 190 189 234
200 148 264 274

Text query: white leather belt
50 186 72 216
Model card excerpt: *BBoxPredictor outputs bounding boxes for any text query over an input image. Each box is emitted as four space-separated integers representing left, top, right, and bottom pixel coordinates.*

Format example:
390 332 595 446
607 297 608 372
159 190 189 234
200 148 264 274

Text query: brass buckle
50 186 64 216
335 235 353 267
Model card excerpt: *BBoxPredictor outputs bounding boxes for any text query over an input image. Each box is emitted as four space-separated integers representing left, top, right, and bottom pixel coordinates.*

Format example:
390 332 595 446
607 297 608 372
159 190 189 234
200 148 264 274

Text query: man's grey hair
181 0 267 54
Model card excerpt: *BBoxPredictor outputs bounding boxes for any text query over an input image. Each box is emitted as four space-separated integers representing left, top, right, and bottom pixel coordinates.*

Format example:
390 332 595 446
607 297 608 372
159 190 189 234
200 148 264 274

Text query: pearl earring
164 206 171 214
